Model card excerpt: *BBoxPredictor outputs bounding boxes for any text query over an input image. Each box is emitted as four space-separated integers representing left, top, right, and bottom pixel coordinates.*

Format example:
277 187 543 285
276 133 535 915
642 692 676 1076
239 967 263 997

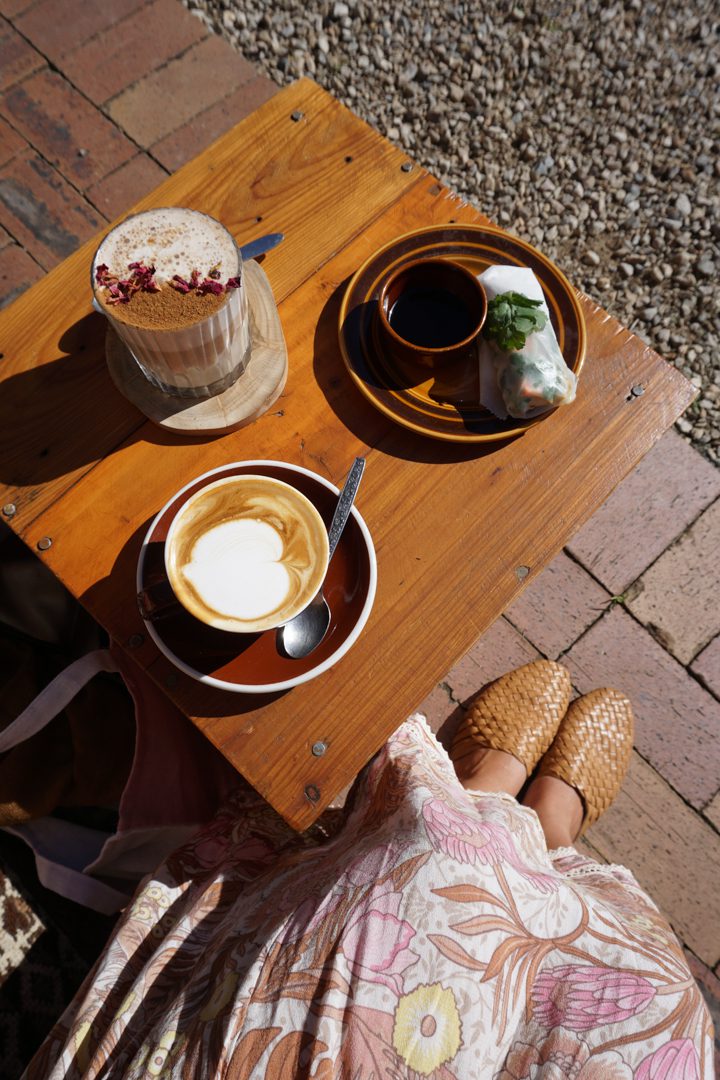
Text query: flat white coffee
182 519 291 622
92 207 239 288
165 475 330 633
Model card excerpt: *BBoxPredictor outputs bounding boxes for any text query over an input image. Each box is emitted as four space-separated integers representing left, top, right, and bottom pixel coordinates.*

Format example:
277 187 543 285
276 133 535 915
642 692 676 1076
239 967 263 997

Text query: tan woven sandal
450 660 572 777
535 687 634 835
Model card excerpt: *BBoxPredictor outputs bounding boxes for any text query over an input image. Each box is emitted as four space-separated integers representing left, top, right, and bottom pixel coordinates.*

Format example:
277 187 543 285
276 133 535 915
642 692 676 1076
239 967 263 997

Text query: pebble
188 0 720 467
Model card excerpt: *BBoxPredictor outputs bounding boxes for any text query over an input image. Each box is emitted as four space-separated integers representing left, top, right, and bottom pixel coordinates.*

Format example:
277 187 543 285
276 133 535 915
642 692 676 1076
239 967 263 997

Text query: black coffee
388 287 476 349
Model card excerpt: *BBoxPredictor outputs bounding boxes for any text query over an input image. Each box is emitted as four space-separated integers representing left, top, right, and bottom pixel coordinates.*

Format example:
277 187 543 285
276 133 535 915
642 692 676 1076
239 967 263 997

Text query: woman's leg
522 775 583 847
453 745 527 796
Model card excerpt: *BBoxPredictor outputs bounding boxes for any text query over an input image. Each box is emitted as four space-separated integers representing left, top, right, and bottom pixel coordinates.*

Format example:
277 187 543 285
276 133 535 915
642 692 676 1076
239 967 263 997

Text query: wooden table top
0 79 695 830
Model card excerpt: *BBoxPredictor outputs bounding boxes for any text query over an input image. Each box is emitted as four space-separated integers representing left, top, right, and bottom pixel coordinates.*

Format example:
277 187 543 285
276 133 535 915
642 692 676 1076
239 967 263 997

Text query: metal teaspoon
278 457 366 659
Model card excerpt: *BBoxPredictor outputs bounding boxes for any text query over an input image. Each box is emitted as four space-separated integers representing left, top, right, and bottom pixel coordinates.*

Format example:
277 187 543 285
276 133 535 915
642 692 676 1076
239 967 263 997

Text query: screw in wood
2 503 16 518
401 162 413 172
128 633 145 648
37 536 52 551
515 565 530 580
311 742 327 757
290 110 304 122
304 784 321 803
631 384 645 397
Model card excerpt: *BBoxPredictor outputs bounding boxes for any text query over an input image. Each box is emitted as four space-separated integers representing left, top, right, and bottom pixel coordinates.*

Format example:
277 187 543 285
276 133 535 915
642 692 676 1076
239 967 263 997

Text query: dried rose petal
170 275 191 293
98 259 161 300
208 264 221 280
117 279 139 299
190 269 202 289
95 263 119 287
198 278 225 296
127 262 160 292
225 276 241 290
107 290 130 304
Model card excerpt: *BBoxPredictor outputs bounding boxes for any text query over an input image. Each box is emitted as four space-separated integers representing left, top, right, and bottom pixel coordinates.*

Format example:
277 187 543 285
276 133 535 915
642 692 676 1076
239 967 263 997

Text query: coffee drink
378 257 487 370
165 476 330 633
92 207 251 399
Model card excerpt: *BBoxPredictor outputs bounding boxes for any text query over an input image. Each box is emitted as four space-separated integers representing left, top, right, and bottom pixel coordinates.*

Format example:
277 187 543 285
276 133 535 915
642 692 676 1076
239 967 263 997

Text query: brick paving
627 497 720 665
0 0 718 1067
694 635 720 699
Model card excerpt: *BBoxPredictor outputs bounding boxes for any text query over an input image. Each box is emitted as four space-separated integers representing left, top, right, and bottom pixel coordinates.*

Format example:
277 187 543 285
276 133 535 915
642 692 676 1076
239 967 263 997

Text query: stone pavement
0 0 718 1067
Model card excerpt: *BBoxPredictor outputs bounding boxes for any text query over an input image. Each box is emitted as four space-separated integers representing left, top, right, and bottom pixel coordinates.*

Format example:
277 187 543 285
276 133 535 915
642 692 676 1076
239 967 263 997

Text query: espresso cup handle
137 580 181 622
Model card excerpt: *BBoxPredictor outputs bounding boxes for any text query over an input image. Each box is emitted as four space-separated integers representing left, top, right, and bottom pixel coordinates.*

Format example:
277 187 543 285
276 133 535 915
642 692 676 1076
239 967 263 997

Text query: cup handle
137 580 180 622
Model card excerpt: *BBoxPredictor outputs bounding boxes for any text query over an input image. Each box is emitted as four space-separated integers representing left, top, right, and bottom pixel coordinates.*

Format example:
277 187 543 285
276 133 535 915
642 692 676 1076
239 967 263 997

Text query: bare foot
522 775 584 848
452 745 527 798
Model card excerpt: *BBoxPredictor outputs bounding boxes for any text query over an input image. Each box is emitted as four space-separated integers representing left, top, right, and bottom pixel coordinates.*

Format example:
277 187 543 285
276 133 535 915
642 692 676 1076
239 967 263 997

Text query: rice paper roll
478 265 577 420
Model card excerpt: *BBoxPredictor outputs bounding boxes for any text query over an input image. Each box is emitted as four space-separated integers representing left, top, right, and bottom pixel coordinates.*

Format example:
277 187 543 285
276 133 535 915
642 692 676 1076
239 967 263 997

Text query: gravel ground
186 0 720 463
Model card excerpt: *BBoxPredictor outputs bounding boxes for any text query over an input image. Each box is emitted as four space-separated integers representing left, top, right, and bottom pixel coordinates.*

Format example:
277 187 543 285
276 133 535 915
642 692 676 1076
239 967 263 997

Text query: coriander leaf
483 291 548 352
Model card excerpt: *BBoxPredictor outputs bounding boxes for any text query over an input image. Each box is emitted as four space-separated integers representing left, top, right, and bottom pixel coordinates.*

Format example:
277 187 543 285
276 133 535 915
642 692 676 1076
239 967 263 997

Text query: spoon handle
327 457 365 559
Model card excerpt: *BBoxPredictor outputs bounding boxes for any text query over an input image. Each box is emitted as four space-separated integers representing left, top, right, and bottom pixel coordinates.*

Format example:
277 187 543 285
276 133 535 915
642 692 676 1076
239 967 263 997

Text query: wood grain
0 78 416 530
1 81 695 830
20 176 485 659
134 299 694 831
106 260 288 435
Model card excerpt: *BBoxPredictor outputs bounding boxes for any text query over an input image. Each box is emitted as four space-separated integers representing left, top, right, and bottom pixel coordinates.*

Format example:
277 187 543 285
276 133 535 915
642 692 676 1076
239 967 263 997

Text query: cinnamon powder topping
96 261 242 331
101 283 229 331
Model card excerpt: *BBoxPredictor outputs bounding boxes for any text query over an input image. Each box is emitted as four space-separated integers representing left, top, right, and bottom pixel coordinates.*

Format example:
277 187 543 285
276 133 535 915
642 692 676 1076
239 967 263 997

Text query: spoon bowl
280 592 331 659
278 457 365 660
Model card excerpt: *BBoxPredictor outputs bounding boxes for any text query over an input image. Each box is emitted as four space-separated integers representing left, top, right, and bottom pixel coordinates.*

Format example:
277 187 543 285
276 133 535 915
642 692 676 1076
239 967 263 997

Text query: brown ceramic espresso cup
377 257 487 369
164 475 330 634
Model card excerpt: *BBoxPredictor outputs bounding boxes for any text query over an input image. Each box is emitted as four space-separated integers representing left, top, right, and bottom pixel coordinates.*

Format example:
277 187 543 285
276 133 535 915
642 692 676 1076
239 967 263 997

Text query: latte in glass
164 476 330 633
92 207 251 399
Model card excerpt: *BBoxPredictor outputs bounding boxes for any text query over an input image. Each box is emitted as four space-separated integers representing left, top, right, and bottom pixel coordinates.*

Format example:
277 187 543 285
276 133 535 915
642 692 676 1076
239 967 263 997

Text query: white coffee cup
164 475 330 634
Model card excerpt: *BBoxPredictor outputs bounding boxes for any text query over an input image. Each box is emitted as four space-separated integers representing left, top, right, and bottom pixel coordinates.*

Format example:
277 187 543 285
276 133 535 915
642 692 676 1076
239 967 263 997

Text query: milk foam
181 518 291 621
93 207 239 286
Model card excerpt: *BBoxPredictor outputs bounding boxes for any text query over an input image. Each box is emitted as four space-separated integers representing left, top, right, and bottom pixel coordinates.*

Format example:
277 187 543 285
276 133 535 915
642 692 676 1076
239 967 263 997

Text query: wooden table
0 79 694 830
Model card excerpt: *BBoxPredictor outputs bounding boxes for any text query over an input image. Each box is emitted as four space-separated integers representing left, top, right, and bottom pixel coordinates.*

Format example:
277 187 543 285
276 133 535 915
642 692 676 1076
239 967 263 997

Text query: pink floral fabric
25 717 714 1079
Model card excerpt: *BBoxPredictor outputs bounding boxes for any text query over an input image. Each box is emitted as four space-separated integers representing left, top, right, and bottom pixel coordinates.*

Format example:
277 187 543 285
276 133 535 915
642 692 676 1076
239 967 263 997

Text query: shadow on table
0 313 228 490
313 276 523 465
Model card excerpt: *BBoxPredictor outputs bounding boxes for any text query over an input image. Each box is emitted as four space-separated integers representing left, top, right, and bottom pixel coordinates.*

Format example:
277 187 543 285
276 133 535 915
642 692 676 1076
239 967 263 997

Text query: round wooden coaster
105 259 287 435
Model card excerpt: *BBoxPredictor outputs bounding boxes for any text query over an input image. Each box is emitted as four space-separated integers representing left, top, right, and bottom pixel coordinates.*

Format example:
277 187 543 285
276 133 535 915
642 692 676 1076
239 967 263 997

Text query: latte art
165 476 329 633
183 519 288 621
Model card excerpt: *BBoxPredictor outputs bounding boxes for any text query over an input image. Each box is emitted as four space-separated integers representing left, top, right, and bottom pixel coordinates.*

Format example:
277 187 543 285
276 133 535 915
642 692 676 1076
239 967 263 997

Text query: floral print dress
26 716 713 1079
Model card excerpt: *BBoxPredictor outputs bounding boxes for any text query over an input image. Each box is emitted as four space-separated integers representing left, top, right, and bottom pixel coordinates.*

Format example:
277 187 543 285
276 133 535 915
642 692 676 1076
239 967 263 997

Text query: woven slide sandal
450 660 572 777
536 687 634 835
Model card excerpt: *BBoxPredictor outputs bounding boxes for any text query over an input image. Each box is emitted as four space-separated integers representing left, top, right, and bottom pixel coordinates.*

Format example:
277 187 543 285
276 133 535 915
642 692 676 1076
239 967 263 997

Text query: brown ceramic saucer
339 223 587 443
136 461 377 693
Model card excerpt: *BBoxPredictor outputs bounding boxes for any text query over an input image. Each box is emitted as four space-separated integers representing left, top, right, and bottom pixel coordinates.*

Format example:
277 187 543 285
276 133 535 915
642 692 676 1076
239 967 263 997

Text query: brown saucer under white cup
136 460 377 694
